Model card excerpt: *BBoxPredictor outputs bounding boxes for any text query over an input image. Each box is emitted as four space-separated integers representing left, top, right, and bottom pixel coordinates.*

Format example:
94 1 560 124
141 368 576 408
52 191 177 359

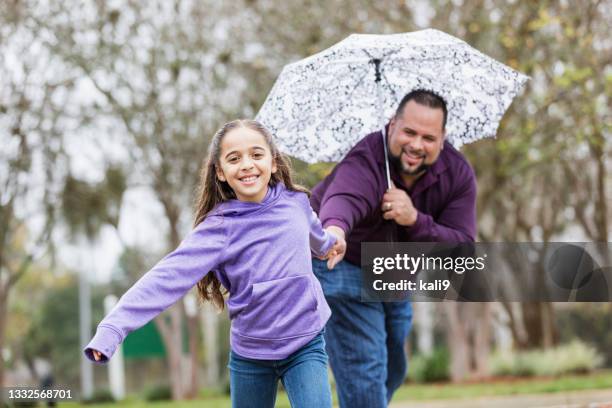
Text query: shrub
83 388 115 404
491 340 604 377
556 304 612 367
409 348 450 383
143 383 172 401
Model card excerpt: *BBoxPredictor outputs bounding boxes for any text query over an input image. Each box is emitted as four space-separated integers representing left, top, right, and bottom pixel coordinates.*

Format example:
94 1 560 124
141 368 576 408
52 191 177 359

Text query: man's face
387 100 445 180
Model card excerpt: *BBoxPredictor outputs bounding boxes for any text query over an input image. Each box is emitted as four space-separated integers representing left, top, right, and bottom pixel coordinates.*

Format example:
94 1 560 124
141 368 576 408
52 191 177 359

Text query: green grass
396 369 612 401
60 370 612 407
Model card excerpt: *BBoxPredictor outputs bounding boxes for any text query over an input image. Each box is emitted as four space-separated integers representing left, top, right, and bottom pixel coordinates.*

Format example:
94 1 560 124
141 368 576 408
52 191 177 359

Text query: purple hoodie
84 183 335 361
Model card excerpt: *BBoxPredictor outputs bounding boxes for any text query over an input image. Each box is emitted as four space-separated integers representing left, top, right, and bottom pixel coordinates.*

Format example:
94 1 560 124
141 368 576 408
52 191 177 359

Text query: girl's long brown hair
194 119 309 310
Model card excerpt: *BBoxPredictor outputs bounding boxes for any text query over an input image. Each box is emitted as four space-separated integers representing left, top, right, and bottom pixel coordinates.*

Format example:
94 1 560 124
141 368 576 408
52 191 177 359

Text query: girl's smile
239 174 259 185
216 127 277 203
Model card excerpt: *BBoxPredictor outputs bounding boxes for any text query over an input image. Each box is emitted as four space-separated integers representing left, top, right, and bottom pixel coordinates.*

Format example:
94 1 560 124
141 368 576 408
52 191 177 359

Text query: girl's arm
84 218 227 363
308 205 347 269
305 192 346 262
308 205 336 258
323 226 346 269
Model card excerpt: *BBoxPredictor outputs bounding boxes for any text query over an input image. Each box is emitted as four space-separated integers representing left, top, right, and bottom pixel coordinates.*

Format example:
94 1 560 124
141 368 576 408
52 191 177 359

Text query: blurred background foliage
1 0 609 399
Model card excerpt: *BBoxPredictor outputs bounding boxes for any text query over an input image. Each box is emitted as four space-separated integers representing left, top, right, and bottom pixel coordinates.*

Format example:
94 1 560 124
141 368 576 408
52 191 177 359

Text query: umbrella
256 29 529 187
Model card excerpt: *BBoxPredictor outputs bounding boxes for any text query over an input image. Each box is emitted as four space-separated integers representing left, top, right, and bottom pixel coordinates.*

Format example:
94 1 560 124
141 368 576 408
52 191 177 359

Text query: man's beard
388 149 431 177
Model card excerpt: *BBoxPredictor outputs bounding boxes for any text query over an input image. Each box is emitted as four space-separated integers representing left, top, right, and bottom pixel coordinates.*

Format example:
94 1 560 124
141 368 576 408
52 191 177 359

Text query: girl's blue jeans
228 331 332 408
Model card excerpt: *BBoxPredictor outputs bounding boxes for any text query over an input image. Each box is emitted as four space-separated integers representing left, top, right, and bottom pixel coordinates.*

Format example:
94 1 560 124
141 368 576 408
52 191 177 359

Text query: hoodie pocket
237 274 320 340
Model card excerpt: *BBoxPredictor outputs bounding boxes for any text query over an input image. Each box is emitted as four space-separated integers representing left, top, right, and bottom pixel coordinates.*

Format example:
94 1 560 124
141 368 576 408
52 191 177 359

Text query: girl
84 119 346 408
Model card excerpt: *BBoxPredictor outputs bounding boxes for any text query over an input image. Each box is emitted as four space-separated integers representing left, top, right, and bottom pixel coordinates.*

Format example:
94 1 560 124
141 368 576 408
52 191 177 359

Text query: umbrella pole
372 58 397 243
374 60 392 190
381 123 392 190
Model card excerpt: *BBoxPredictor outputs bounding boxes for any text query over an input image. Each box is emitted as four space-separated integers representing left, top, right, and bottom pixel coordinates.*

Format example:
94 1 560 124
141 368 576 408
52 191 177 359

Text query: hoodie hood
210 182 285 217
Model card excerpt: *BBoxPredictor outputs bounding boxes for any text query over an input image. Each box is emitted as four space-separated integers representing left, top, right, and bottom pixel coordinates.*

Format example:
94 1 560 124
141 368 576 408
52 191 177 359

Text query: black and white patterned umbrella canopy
256 29 529 163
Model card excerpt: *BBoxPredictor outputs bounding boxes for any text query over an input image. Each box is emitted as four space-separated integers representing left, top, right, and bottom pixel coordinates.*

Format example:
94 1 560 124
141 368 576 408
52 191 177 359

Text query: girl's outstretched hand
324 226 347 270
92 349 104 361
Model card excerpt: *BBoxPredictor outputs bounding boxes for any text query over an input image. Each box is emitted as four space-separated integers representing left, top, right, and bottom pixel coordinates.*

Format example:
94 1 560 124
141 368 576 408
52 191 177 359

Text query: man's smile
401 150 425 166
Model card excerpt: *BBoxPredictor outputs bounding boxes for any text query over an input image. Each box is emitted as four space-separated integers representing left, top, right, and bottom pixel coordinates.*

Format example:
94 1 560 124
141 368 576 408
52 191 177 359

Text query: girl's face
216 127 277 203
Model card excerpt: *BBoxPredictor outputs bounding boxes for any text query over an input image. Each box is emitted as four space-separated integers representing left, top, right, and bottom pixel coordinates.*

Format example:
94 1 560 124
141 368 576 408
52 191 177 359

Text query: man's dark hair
395 89 447 130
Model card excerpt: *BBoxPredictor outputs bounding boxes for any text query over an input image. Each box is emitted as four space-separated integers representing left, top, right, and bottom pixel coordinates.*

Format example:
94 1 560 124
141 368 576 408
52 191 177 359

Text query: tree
0 0 76 386
426 0 610 378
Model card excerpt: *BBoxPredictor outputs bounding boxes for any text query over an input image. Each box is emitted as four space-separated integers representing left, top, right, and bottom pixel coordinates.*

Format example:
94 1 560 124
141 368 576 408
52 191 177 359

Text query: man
312 89 477 407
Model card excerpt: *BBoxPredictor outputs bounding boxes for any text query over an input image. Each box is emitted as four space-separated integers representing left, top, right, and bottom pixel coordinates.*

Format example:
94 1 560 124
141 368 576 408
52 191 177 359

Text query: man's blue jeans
312 258 413 408
228 331 332 408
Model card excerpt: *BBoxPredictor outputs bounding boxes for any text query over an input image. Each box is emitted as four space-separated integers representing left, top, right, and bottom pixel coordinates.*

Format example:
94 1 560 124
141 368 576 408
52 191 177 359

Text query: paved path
390 389 612 408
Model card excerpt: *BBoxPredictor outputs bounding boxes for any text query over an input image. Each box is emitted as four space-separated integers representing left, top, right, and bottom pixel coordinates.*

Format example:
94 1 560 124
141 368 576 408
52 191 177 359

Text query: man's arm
318 151 381 235
383 167 477 243
407 182 476 242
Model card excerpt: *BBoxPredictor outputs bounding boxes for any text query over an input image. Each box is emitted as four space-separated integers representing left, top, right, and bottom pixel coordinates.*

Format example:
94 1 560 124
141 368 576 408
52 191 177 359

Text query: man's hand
382 186 418 226
324 226 347 269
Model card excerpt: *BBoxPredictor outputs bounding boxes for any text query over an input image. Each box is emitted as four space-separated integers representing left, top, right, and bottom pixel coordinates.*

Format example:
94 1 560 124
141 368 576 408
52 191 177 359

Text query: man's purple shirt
311 127 477 265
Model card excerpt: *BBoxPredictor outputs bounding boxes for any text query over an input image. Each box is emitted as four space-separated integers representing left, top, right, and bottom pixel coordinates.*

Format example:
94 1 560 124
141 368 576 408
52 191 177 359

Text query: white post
415 302 434 355
493 303 513 352
104 295 125 400
79 252 93 400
